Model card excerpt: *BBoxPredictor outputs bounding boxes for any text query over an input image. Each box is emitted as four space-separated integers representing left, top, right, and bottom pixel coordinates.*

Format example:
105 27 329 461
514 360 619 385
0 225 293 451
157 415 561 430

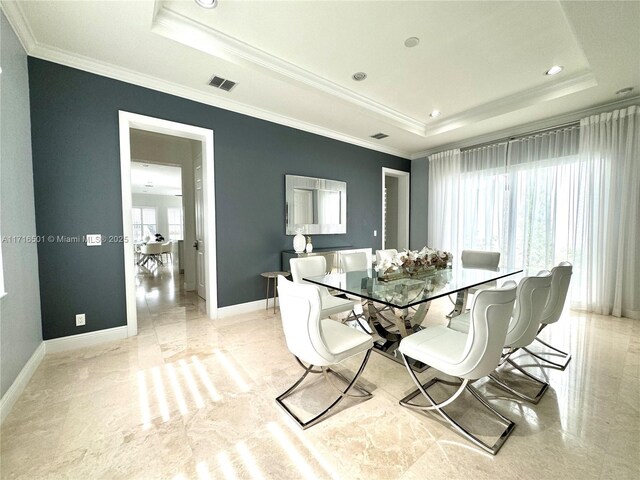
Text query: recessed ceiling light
404 37 420 48
545 65 564 76
195 0 218 8
352 72 367 81
616 87 634 96
430 110 442 118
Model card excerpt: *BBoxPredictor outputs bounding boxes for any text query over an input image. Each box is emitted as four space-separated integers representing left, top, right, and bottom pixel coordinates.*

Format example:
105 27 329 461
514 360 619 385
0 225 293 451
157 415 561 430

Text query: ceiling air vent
370 133 389 140
208 75 238 92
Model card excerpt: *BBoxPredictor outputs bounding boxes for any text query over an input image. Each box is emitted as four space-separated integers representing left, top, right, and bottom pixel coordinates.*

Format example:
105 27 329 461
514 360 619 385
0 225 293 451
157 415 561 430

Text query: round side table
260 271 291 314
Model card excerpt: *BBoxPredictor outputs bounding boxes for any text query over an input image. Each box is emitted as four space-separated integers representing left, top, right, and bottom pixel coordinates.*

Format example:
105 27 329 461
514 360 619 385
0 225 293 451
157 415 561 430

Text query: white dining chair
276 276 374 429
462 249 501 291
398 283 517 455
448 249 501 316
341 252 369 272
339 252 370 330
449 271 552 403
524 261 573 370
290 256 359 320
375 248 398 266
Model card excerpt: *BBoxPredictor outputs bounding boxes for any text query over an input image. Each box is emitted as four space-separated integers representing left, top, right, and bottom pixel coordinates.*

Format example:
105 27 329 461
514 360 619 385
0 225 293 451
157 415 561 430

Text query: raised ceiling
3 0 639 158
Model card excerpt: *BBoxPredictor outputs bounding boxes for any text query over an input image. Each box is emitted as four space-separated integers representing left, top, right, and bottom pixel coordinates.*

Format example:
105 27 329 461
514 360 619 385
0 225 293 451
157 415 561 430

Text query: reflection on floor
1 265 638 479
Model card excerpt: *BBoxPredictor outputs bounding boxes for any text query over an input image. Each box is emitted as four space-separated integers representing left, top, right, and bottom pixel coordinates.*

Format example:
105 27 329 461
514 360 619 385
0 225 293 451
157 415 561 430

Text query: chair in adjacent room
449 271 553 403
290 256 359 321
524 261 573 370
138 242 163 268
161 241 173 264
398 283 517 455
275 276 374 429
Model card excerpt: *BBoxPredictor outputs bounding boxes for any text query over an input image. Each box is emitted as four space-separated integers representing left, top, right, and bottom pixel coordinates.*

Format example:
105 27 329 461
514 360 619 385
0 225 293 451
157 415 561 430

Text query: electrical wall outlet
76 313 86 326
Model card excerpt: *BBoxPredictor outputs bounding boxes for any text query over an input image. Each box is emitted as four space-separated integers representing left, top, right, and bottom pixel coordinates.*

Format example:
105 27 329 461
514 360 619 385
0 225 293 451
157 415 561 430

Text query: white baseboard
216 299 267 318
0 342 45 424
44 326 129 354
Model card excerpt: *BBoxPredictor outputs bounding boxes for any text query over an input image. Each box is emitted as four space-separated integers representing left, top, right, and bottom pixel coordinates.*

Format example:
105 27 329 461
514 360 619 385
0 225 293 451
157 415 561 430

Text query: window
167 207 183 241
132 207 157 242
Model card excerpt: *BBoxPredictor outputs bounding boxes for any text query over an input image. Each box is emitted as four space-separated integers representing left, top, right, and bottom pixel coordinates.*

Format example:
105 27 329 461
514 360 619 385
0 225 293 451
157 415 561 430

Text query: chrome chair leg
399 353 515 455
488 365 548 405
276 350 373 430
486 351 549 404
524 336 572 370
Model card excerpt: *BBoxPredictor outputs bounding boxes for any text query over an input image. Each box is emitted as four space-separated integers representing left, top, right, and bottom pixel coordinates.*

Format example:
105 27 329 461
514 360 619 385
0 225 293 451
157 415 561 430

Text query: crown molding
424 70 597 138
410 95 640 159
0 0 36 52
23 42 411 159
1 1 411 159
151 5 426 135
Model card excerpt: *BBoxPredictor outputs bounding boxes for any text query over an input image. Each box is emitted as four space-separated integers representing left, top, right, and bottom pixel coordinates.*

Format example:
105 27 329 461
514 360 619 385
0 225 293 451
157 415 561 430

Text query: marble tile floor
1 265 639 479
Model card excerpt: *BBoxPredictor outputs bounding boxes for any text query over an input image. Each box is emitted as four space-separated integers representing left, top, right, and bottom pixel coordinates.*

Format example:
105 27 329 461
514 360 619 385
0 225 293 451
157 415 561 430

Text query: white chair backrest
505 271 552 348
341 252 368 272
458 283 517 380
277 276 334 366
161 241 172 253
141 243 162 255
289 256 331 297
540 262 572 325
461 250 501 270
376 249 398 265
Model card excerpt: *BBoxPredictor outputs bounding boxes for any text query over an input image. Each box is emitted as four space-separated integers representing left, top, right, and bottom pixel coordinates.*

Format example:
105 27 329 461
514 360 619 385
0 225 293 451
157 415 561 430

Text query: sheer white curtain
459 144 508 255
428 145 507 259
427 105 639 319
573 106 640 319
506 127 580 271
427 149 460 253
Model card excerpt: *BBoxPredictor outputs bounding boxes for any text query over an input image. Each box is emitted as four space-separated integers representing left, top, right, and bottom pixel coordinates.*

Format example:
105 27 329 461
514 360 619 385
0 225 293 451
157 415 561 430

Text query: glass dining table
304 265 523 369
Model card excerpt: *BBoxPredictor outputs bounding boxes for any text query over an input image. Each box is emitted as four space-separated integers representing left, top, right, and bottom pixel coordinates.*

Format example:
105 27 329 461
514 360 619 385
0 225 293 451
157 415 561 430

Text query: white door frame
382 168 410 251
118 111 217 336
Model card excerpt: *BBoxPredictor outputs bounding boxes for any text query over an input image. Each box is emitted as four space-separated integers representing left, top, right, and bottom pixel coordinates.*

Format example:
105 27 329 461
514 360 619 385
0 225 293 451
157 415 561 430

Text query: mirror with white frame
285 175 347 235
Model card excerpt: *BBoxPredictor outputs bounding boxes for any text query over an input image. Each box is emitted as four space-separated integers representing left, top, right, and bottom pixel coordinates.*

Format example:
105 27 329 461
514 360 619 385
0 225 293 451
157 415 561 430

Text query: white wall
131 193 182 240
0 12 43 396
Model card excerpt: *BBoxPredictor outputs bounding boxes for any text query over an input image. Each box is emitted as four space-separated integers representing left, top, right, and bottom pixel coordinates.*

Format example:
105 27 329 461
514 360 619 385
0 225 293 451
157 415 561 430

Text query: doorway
382 168 410 251
119 111 217 337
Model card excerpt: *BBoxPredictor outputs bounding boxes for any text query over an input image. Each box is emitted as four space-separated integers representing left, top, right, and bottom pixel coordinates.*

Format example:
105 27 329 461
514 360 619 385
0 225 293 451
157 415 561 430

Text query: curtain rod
460 120 580 152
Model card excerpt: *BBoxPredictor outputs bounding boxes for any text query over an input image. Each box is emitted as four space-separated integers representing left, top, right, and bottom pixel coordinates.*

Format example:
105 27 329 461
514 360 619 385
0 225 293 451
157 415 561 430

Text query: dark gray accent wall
410 157 429 249
1 13 43 396
28 58 410 339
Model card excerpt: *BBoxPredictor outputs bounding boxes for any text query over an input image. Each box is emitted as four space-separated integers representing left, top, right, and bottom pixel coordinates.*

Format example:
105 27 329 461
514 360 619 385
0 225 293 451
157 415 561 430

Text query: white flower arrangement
375 246 453 277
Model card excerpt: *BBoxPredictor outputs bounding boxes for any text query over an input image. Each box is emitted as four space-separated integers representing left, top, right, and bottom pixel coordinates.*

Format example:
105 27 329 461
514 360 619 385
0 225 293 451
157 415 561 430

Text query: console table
282 247 372 274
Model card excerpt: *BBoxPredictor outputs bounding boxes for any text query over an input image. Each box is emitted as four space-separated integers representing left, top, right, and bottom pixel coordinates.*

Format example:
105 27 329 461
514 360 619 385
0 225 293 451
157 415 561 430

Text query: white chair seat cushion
321 294 357 317
399 325 468 372
448 312 471 334
320 319 373 362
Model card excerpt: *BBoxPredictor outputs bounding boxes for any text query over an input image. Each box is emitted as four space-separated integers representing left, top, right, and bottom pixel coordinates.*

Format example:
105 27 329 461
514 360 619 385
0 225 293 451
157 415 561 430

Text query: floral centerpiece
375 246 453 281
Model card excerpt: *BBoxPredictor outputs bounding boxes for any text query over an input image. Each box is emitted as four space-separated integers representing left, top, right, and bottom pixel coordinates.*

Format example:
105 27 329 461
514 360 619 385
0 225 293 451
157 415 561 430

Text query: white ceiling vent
370 133 389 140
208 75 238 92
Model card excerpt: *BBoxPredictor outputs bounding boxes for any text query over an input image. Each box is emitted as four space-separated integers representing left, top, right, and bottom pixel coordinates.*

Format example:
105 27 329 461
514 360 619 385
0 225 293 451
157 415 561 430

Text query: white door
195 154 206 299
